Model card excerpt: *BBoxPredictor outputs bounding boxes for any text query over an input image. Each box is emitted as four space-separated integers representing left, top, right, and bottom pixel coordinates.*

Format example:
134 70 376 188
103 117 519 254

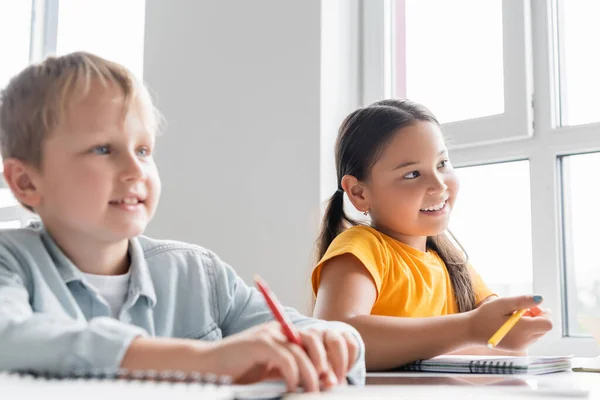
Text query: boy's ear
2 158 42 209
341 174 370 214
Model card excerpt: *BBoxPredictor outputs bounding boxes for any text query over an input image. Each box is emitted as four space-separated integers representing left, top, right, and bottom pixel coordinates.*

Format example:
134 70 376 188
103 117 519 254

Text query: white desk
3 369 598 399
286 371 598 399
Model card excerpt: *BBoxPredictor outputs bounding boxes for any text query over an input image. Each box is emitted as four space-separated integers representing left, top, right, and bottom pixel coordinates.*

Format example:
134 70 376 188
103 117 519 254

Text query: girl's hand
467 295 553 351
524 306 548 317
205 322 358 392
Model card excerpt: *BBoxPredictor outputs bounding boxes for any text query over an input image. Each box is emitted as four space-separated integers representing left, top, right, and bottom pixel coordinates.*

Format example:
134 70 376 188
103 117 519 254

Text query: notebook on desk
393 355 573 375
1 370 234 400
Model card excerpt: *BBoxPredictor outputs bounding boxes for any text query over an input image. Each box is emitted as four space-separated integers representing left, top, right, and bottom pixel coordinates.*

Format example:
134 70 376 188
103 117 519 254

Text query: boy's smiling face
29 80 161 245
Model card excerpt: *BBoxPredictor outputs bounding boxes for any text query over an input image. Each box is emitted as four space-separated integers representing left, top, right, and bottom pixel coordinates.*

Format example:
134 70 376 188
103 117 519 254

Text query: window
0 165 28 227
556 0 600 126
451 161 533 297
362 0 600 355
0 0 146 227
561 153 600 336
0 0 33 224
0 0 32 89
400 0 504 124
363 0 533 148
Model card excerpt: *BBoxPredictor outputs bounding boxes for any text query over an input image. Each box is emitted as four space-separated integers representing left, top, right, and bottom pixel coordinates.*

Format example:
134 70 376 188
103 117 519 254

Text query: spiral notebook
395 355 573 375
1 369 234 400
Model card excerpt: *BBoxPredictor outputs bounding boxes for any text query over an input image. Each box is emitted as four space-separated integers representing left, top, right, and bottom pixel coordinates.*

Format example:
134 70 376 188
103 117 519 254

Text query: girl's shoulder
327 226 395 262
337 225 387 246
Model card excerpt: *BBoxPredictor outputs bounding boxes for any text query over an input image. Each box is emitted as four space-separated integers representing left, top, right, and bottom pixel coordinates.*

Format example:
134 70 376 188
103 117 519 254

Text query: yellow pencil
487 309 527 348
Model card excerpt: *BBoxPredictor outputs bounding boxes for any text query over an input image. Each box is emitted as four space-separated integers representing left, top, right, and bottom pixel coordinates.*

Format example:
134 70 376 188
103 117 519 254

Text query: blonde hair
0 51 161 168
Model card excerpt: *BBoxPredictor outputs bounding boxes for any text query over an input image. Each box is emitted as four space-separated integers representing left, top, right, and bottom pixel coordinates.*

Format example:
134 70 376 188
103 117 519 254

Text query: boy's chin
109 221 148 240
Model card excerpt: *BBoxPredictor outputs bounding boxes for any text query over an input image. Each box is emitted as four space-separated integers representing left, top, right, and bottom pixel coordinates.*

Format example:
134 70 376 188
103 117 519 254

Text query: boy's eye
92 145 110 155
404 171 420 179
137 147 150 157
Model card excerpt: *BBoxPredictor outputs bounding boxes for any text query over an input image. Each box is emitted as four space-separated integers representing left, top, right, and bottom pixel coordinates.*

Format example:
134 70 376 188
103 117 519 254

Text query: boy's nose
121 155 146 181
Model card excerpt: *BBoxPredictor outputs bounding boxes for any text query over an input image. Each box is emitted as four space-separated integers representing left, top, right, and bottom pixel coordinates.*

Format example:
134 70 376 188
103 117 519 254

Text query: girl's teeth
122 198 139 205
422 201 445 212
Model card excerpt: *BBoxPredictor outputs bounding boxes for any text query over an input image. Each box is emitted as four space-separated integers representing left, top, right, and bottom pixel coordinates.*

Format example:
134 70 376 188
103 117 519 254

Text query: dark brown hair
316 99 476 312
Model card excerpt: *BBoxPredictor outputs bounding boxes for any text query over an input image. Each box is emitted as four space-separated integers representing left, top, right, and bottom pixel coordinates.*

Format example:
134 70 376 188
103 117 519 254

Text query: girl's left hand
524 306 550 317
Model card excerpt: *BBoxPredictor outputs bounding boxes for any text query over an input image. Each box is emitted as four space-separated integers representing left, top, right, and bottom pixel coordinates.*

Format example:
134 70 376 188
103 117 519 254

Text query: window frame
361 0 600 355
1 0 145 227
0 0 57 226
363 0 535 148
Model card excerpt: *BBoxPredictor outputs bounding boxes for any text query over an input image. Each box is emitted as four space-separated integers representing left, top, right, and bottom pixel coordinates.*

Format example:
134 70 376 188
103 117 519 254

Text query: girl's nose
426 174 448 195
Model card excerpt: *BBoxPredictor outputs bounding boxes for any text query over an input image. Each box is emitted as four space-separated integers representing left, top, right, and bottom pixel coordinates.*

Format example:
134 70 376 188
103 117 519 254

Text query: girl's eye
137 147 150 157
404 171 420 179
92 145 110 155
438 159 450 168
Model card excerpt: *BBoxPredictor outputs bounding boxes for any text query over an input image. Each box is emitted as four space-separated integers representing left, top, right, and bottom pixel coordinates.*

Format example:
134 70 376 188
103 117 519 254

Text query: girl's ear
2 158 42 209
341 174 370 214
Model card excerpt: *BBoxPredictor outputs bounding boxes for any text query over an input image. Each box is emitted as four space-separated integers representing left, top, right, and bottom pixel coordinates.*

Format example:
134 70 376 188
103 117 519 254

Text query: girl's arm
313 254 551 371
447 346 526 356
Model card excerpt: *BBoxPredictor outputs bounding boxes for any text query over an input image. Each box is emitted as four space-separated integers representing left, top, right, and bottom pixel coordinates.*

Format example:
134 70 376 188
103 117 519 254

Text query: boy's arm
0 263 147 373
206 251 365 384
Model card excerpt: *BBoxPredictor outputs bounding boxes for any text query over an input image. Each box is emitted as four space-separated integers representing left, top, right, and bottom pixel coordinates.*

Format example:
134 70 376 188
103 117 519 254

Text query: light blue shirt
0 223 365 384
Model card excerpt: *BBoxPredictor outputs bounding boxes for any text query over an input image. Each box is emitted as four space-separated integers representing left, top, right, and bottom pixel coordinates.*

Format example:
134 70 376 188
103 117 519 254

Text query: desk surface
3 370 598 399
286 371 598 399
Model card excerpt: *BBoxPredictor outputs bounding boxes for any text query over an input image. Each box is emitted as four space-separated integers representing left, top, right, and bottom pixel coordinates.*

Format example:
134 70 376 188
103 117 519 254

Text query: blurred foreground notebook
1 370 234 400
395 355 573 375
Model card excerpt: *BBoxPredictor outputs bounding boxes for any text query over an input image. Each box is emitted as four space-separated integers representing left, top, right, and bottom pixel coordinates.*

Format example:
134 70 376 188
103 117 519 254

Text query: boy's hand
468 295 553 351
298 327 359 386
206 322 358 392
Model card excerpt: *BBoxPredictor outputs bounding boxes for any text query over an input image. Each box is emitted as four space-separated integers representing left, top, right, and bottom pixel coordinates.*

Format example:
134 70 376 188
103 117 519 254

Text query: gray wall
143 0 323 312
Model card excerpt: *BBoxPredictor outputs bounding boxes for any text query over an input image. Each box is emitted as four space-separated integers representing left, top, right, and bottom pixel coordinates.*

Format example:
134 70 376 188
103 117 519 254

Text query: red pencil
254 275 303 347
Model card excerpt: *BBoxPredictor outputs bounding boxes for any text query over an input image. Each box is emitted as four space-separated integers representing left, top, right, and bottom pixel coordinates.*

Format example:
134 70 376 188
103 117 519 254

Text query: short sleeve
468 264 496 306
311 226 389 300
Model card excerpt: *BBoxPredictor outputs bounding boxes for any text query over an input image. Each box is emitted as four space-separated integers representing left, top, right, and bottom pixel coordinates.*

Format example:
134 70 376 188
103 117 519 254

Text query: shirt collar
38 222 157 307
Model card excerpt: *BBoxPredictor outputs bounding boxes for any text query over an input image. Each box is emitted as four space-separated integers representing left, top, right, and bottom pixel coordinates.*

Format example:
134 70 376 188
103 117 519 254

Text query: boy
0 52 364 392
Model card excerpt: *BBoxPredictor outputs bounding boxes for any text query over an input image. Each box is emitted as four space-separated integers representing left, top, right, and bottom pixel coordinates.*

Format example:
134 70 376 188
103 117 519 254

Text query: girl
312 99 552 371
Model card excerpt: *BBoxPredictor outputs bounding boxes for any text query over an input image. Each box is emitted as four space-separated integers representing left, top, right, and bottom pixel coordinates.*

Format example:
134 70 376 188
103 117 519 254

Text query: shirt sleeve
468 264 496 306
311 227 389 300
0 260 148 374
205 250 366 385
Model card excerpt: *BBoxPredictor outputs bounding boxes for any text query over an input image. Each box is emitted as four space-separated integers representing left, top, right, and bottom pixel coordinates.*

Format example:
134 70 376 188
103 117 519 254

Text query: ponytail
316 189 359 260
427 231 476 312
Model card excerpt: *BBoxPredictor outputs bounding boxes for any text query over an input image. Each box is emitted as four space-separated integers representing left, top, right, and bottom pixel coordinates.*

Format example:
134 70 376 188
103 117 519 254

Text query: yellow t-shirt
312 225 494 317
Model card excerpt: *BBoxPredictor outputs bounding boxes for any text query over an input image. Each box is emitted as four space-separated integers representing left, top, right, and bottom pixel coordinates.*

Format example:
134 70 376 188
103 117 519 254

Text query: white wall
143 0 323 312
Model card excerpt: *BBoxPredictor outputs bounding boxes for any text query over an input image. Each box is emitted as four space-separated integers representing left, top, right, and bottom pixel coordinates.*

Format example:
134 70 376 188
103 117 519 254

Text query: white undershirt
83 271 131 318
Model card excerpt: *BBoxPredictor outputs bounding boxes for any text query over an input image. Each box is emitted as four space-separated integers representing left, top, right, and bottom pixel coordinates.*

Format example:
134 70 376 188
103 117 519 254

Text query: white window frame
361 0 600 356
29 0 58 61
363 0 535 148
0 0 58 227
0 171 33 227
